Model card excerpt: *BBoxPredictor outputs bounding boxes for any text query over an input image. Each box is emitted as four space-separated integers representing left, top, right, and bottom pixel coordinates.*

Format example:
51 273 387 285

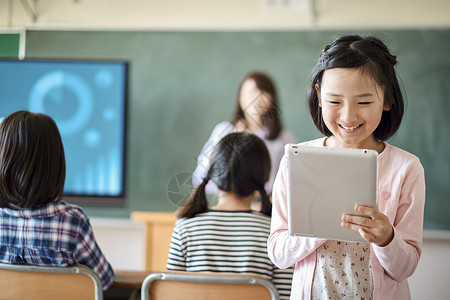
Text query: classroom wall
1 0 450 29
2 2 450 299
91 218 144 271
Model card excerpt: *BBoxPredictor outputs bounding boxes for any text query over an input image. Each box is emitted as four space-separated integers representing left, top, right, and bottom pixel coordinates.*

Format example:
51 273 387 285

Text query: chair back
0 263 103 300
141 271 280 300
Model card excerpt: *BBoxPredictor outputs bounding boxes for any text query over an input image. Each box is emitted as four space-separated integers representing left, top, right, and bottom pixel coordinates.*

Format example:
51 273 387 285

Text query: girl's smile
316 67 391 151
339 123 363 132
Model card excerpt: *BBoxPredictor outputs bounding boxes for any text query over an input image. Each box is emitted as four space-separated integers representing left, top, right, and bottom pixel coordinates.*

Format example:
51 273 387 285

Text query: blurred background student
192 71 296 205
168 132 293 299
0 110 114 290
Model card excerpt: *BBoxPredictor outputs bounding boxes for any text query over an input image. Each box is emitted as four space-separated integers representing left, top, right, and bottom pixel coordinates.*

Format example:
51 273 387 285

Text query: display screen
0 59 128 205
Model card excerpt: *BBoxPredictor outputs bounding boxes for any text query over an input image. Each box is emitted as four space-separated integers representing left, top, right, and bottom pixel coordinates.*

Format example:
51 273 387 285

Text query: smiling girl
267 35 426 300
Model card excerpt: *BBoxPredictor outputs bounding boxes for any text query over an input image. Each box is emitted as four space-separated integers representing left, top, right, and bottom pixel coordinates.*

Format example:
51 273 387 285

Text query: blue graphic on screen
0 60 127 197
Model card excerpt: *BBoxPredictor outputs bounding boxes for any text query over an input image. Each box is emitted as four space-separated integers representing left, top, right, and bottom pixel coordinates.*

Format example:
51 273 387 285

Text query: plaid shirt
0 201 115 290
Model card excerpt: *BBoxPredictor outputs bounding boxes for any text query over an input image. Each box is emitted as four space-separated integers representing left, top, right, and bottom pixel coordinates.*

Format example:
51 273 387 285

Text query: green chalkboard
0 33 20 58
24 29 450 231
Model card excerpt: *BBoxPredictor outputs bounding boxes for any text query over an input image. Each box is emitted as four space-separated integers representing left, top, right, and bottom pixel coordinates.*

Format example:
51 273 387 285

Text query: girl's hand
341 204 394 246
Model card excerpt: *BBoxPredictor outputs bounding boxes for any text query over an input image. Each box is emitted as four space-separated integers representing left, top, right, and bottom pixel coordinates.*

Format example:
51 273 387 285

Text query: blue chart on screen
0 60 127 198
29 71 93 135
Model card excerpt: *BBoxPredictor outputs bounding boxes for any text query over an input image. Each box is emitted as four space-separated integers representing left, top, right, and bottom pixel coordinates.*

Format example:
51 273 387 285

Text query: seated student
167 132 293 299
0 110 114 290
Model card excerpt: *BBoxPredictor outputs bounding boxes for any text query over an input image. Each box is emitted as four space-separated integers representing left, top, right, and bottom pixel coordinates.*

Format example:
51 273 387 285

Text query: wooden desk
130 211 177 271
112 270 153 289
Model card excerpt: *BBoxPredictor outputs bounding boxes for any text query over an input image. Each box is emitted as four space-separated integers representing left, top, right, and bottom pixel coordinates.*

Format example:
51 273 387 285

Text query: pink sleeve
372 157 425 281
267 154 326 269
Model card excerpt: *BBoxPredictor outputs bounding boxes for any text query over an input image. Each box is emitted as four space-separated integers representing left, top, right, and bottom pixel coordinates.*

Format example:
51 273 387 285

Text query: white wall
91 218 144 271
409 237 450 299
1 0 449 29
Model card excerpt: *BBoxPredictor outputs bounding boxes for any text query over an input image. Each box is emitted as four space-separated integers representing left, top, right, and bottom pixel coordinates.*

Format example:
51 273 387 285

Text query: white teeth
341 124 360 130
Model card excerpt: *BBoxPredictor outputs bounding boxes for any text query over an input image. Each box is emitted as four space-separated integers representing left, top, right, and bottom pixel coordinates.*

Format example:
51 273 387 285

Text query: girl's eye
327 101 341 105
358 102 372 105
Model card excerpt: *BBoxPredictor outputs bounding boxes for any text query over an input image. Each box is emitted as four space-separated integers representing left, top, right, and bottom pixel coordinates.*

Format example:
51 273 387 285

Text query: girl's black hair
0 110 66 208
232 71 282 140
307 34 405 141
176 132 272 218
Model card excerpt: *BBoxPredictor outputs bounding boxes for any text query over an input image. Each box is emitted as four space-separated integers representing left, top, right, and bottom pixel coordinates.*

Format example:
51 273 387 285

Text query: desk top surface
112 270 154 289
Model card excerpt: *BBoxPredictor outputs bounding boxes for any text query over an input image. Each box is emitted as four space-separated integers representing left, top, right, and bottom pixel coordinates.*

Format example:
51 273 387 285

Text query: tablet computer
285 144 378 242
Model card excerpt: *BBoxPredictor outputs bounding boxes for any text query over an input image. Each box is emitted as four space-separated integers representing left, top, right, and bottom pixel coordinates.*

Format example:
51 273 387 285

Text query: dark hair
307 34 404 141
176 132 272 218
232 71 282 140
0 111 66 209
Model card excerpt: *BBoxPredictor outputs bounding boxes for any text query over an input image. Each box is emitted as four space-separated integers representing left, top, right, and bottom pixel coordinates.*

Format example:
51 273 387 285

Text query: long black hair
0 111 66 208
176 132 272 218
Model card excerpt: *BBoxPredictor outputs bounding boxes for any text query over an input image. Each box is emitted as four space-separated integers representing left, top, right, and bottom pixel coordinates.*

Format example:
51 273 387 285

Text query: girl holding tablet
268 35 425 299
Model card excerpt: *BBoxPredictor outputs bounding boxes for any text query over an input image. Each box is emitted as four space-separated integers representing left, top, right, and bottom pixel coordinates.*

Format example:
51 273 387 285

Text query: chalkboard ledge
423 229 450 240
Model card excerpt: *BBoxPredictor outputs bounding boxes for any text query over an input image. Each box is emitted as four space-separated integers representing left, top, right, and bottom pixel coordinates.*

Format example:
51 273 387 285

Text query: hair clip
320 45 330 69
384 52 397 66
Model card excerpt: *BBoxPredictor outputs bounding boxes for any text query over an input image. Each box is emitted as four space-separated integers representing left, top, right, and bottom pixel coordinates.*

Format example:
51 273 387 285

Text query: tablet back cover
285 144 377 242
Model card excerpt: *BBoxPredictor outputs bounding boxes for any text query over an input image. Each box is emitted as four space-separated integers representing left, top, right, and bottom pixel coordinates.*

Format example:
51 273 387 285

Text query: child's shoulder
176 210 271 227
382 143 424 172
383 143 421 162
47 201 91 223
0 200 87 219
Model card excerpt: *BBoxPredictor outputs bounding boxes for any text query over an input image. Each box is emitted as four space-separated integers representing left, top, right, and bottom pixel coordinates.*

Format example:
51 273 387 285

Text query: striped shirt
0 201 115 290
167 210 293 299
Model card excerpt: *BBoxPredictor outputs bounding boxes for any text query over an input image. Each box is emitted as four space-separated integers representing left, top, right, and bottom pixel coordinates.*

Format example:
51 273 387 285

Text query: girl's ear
315 84 322 107
383 100 392 111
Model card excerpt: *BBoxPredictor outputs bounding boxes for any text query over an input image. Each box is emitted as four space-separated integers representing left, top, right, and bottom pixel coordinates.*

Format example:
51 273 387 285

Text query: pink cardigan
267 137 426 300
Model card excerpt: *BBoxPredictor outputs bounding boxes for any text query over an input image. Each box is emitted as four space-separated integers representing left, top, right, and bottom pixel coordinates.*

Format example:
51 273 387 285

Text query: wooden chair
0 263 103 300
141 271 280 300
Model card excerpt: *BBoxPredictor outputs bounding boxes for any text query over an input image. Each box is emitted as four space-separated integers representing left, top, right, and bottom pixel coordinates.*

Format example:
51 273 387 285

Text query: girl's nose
340 105 358 123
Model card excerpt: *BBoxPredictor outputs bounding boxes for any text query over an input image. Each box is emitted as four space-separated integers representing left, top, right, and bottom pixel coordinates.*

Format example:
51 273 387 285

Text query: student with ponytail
167 132 293 299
